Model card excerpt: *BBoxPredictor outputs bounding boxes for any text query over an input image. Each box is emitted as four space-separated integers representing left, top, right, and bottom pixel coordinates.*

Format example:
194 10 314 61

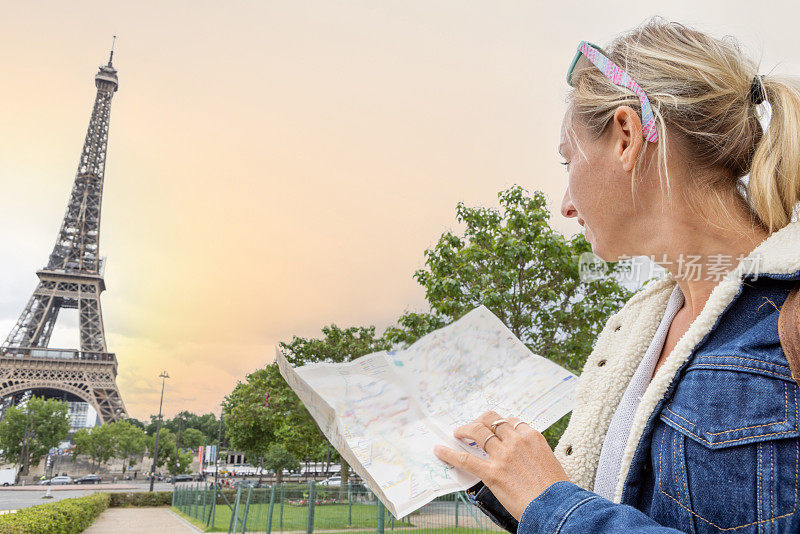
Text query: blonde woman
433 17 800 533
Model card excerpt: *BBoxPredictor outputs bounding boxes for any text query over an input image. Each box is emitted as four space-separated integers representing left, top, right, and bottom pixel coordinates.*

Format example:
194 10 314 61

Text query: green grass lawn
175 501 416 532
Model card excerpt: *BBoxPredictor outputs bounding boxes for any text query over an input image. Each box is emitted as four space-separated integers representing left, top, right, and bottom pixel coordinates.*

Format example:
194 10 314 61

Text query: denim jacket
469 220 800 533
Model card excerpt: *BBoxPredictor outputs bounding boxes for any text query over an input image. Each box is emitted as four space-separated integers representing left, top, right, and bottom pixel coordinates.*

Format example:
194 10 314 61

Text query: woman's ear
612 106 644 172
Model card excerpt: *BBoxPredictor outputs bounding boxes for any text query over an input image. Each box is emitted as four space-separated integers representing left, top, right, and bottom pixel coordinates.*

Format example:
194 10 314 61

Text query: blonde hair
566 16 800 235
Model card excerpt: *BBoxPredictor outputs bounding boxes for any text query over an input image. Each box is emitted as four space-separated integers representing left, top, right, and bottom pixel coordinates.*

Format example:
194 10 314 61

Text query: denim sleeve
519 481 686 534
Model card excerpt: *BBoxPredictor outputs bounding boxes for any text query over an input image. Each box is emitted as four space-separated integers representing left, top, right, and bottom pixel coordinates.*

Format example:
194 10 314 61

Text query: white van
0 468 16 486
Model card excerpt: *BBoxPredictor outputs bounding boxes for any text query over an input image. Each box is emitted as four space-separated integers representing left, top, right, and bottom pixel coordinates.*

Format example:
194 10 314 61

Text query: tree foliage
280 325 390 366
383 311 448 347
263 443 299 483
0 396 70 478
73 425 115 470
112 421 148 473
413 185 633 374
145 411 218 444
73 420 148 473
167 449 193 475
142 429 190 474
223 365 323 471
179 428 205 451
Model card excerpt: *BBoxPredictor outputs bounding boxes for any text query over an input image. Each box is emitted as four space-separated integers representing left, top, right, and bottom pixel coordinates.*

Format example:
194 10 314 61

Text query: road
0 481 174 511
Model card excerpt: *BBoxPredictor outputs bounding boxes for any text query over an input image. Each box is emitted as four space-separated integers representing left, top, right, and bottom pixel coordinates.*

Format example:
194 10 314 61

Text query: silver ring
482 433 498 450
513 421 529 431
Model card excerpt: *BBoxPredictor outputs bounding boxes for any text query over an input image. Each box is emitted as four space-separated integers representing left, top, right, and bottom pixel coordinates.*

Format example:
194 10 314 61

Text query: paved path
84 507 202 533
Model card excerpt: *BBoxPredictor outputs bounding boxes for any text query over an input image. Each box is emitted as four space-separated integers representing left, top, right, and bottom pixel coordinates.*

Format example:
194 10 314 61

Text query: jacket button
565 445 573 455
598 359 607 367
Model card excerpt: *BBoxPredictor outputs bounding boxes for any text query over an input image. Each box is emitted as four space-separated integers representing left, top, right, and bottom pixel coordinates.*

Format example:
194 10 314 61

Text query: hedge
0 493 109 534
108 491 171 507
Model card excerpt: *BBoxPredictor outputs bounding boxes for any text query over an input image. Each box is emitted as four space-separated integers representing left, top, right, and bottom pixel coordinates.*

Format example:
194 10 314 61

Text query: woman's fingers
433 444 490 480
453 421 502 454
477 411 515 439
434 411 570 521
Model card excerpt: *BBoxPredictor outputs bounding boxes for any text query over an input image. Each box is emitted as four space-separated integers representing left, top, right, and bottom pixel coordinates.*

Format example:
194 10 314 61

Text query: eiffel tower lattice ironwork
0 46 127 423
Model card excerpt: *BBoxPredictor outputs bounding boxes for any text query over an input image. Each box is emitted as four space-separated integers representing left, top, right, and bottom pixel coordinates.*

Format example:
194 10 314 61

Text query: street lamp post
174 416 184 478
149 371 169 492
213 405 223 489
210 404 224 528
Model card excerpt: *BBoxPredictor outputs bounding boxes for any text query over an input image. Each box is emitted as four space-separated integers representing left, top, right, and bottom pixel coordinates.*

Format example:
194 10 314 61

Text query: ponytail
748 77 800 233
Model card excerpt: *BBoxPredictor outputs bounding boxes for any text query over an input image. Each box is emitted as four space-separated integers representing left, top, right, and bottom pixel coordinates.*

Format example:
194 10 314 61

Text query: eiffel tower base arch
0 355 127 424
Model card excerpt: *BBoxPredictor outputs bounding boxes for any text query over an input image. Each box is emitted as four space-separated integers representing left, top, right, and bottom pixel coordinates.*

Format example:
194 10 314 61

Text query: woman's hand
433 410 570 520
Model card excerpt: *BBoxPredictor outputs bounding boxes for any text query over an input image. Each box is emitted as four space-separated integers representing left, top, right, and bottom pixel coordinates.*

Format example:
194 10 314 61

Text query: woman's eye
560 161 569 169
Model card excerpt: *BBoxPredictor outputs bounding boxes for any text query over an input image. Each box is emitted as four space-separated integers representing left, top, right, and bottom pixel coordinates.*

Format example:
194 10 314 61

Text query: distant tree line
0 399 224 479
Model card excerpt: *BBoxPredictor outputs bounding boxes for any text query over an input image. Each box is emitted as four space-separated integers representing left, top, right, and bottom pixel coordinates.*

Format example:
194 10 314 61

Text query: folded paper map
276 305 577 518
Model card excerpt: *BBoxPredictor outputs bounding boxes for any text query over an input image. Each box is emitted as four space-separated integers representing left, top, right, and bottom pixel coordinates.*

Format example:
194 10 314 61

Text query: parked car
319 476 341 487
168 474 194 483
38 475 73 485
75 474 102 485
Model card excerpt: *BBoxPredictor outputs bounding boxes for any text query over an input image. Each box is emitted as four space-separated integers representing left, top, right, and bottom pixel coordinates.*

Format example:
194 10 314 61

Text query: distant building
67 401 99 431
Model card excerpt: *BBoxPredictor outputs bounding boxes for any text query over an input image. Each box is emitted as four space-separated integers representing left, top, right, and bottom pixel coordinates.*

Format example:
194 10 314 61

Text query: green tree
263 443 299 484
223 365 315 474
223 359 353 486
167 449 193 475
146 429 175 471
280 325 390 366
186 412 220 444
415 185 633 372
145 411 219 444
179 428 204 451
124 417 146 431
73 424 116 471
111 421 147 474
146 429 191 475
409 186 634 445
383 311 448 347
0 396 70 481
73 421 148 474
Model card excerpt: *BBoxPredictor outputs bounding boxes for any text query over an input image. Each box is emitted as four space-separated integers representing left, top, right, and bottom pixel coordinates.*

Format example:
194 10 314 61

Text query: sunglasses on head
566 41 659 143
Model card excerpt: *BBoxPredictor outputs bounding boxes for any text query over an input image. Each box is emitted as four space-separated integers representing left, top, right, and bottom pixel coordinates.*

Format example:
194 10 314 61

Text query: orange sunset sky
1 1 798 420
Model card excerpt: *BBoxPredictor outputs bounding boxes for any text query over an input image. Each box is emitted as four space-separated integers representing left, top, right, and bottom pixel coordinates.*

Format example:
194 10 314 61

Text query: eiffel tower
0 44 127 424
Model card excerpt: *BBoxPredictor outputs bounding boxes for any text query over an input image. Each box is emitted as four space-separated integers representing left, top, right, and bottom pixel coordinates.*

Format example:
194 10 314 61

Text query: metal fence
172 481 505 534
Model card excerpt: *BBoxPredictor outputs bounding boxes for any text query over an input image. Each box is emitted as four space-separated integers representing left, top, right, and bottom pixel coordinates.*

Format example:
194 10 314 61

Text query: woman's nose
561 188 577 219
